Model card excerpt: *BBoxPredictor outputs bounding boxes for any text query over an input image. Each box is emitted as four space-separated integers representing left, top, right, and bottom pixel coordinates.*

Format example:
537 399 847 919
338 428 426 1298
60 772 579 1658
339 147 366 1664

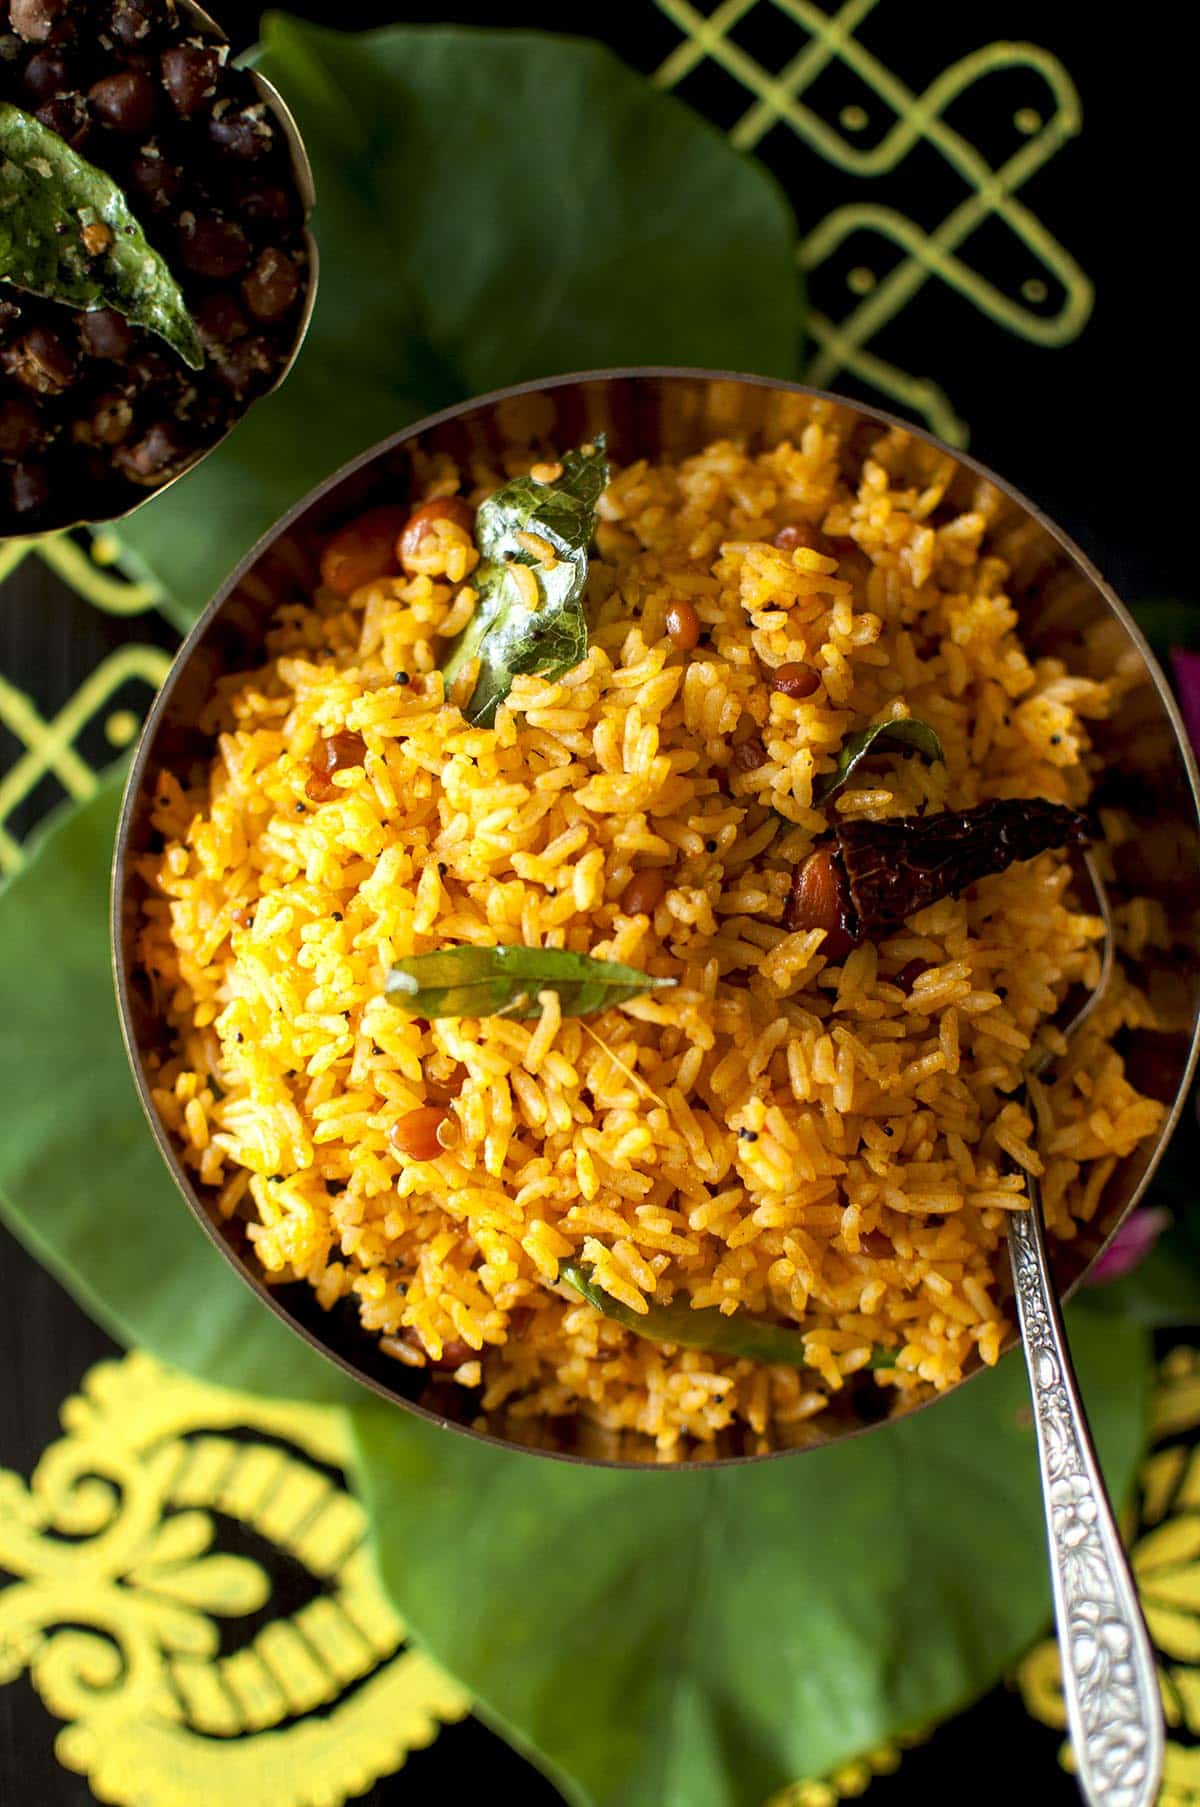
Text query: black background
1 2 1194 1801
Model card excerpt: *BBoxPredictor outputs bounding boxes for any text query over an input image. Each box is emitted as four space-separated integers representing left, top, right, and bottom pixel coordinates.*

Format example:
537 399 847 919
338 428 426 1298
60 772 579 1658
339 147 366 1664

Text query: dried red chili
785 798 1089 951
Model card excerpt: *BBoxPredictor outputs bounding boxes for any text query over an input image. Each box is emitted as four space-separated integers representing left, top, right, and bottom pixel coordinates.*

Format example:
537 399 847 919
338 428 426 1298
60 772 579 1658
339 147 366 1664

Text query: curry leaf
561 1260 899 1371
0 101 203 369
815 717 945 805
443 438 608 727
0 771 364 1405
349 1306 1149 1807
108 19 803 629
386 944 672 1020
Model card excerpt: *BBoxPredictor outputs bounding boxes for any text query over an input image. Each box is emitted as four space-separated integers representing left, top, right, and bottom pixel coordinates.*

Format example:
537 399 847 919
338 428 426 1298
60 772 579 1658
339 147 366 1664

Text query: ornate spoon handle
1008 1189 1162 1807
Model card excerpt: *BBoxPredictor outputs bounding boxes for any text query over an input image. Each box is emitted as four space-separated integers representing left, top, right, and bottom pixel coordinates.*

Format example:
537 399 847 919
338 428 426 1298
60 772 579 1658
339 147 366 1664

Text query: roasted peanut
622 868 666 917
772 662 820 700
320 506 410 597
398 496 476 572
664 599 701 650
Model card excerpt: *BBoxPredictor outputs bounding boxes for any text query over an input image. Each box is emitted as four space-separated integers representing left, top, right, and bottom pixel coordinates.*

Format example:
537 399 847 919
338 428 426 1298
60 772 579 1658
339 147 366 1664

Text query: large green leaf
113 18 803 630
0 769 364 1404
350 1309 1149 1807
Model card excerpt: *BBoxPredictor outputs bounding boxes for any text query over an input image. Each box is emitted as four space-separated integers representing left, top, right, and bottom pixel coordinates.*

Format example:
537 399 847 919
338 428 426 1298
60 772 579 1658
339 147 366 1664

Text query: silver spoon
1007 851 1162 1807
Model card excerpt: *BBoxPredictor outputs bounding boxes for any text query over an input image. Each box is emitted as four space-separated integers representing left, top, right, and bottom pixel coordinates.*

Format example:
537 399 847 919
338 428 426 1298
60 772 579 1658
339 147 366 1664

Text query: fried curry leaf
562 1260 812 1361
386 943 672 1020
349 1306 1148 1807
109 19 804 629
442 439 608 726
561 1260 899 1371
815 717 944 806
0 101 203 369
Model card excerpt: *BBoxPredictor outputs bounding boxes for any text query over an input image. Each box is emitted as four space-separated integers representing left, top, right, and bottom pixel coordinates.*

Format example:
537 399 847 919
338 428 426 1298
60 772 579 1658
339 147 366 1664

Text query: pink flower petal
1085 1207 1171 1287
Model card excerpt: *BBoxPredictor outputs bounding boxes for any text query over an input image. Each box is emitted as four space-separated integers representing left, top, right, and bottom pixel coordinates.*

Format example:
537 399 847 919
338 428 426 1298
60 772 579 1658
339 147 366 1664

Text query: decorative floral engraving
1010 1202 1161 1807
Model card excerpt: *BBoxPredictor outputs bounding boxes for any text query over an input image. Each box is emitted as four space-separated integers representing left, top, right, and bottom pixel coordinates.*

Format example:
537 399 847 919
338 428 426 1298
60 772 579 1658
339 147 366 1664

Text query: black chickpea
160 44 221 117
208 101 273 160
241 248 300 323
35 91 90 149
125 146 183 210
110 0 158 49
20 48 69 100
192 291 248 348
1 325 75 394
178 215 251 279
240 185 293 228
10 0 70 44
0 397 42 457
73 391 133 447
88 70 156 134
214 334 274 394
6 461 50 517
78 307 134 360
115 420 188 485
125 346 172 390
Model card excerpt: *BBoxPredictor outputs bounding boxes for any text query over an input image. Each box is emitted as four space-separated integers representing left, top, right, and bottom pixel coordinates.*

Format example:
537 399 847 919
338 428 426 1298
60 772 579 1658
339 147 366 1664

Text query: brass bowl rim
2 0 319 543
111 365 1200 1469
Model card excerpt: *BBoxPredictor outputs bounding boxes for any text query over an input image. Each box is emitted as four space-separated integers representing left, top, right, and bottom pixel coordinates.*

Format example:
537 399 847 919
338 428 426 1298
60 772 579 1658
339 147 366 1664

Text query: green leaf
0 101 203 369
815 717 945 805
0 770 365 1405
443 438 608 726
110 20 803 628
1128 598 1200 659
561 1260 899 1371
386 944 673 1021
349 1307 1149 1807
1082 1238 1200 1327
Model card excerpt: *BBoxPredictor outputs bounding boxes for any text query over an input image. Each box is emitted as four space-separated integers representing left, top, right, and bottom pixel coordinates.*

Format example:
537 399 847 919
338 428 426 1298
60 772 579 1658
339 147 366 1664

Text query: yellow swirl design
0 1353 469 1807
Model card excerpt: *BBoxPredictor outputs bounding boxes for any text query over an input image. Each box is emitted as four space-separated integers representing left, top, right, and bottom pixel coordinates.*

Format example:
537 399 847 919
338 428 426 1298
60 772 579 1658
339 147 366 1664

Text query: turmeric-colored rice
139 419 1165 1453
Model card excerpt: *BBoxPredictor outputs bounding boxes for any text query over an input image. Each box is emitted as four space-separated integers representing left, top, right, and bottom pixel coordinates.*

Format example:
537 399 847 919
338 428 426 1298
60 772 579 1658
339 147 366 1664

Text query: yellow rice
139 416 1166 1454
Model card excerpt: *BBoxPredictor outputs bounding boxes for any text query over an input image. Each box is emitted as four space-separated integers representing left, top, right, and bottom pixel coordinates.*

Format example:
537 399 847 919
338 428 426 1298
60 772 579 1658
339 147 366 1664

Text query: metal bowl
112 369 1200 1467
3 0 318 541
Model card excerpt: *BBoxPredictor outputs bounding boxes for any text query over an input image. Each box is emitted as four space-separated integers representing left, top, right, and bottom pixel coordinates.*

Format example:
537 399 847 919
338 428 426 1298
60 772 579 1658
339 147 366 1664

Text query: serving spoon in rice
1008 851 1162 1807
